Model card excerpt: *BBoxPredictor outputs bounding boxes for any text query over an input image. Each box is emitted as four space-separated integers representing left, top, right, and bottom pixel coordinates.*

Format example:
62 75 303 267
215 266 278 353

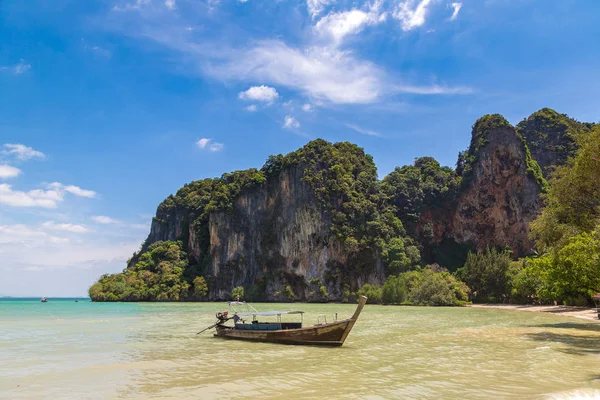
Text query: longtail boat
203 296 367 346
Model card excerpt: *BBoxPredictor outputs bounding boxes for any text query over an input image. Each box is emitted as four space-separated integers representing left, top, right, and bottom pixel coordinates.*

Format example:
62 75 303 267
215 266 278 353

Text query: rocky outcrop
450 126 542 255
416 117 544 266
517 108 594 175
132 111 587 298
139 164 383 301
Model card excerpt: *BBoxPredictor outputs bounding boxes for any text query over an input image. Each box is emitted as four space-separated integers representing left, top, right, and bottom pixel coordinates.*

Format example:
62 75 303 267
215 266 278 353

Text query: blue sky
1 0 599 296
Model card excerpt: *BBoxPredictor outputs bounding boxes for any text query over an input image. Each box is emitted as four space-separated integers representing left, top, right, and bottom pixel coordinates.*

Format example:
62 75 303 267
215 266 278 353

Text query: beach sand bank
471 304 600 322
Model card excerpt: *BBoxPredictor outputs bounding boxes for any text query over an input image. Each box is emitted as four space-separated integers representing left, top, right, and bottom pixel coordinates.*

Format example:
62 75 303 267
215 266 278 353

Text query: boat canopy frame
227 301 304 322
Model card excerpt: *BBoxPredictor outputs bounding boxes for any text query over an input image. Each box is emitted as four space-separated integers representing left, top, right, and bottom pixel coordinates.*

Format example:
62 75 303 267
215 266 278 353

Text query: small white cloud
113 0 149 11
346 123 381 137
302 104 313 112
196 138 224 152
307 0 334 19
13 60 31 75
245 105 257 112
283 116 300 129
449 2 462 21
91 215 121 224
2 59 31 75
314 1 386 45
48 182 97 198
0 165 21 179
165 0 176 9
42 221 91 233
3 143 45 161
393 0 433 31
238 85 279 103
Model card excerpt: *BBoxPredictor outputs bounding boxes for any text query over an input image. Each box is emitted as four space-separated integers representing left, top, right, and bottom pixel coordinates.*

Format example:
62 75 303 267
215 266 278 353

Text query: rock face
449 126 542 255
140 164 383 301
131 111 581 299
414 118 544 267
517 108 594 175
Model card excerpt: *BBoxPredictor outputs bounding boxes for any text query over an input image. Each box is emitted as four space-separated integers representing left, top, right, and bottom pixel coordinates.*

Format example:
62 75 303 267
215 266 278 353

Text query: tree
232 286 244 301
193 276 208 299
456 247 513 303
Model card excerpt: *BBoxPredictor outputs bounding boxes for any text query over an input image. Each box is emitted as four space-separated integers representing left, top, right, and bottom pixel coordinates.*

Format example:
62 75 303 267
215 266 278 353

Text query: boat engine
216 311 229 322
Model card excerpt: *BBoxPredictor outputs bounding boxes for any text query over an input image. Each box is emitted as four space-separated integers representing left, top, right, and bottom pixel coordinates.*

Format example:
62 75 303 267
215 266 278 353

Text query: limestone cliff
136 141 389 301
516 108 594 176
126 111 583 300
414 115 544 267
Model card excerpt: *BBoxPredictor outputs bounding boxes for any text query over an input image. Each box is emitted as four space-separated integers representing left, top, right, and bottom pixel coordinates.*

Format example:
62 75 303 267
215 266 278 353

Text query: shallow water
1 299 600 399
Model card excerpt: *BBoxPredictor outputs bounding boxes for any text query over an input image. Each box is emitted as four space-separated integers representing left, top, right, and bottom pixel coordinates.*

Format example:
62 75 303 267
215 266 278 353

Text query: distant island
90 109 599 307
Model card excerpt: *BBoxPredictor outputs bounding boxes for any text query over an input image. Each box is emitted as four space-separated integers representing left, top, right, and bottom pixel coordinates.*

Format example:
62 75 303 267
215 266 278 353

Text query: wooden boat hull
213 296 367 346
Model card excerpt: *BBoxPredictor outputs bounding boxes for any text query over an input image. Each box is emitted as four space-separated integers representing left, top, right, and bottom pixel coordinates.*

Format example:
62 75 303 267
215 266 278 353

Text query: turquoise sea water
2 298 600 399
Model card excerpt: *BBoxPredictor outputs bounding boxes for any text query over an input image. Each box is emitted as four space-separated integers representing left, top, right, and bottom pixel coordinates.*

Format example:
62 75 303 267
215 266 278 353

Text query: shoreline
471 303 600 322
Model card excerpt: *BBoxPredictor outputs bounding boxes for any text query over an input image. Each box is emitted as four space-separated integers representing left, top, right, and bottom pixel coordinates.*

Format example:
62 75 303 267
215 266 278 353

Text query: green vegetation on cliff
457 114 547 191
382 157 461 234
517 125 600 304
90 110 599 306
517 108 595 175
89 241 192 301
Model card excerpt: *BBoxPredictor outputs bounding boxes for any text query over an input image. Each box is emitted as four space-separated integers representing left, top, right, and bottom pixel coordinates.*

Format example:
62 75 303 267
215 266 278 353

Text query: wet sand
471 303 600 322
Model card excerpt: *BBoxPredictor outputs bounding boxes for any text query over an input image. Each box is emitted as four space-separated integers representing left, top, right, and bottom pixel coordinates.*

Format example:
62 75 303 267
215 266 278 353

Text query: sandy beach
471 303 600 322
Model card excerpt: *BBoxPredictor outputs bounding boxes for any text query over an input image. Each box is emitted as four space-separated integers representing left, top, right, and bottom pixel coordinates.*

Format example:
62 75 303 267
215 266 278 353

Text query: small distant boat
40 297 48 302
200 296 367 346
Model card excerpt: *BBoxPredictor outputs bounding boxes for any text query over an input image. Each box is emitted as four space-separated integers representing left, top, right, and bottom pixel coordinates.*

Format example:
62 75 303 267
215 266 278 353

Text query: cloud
238 85 279 103
208 41 384 104
346 123 381 137
283 115 300 129
0 181 97 208
449 2 462 21
302 104 313 112
196 138 224 152
48 182 97 198
0 165 21 179
42 221 91 233
0 223 138 272
314 1 386 45
0 224 63 244
113 0 150 12
245 105 258 112
165 0 176 9
307 0 334 19
393 0 433 31
3 144 45 161
91 215 121 224
1 59 31 75
0 184 63 208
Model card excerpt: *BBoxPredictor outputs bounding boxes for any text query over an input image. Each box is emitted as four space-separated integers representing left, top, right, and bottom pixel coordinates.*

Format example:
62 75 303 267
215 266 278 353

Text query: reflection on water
1 300 600 399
